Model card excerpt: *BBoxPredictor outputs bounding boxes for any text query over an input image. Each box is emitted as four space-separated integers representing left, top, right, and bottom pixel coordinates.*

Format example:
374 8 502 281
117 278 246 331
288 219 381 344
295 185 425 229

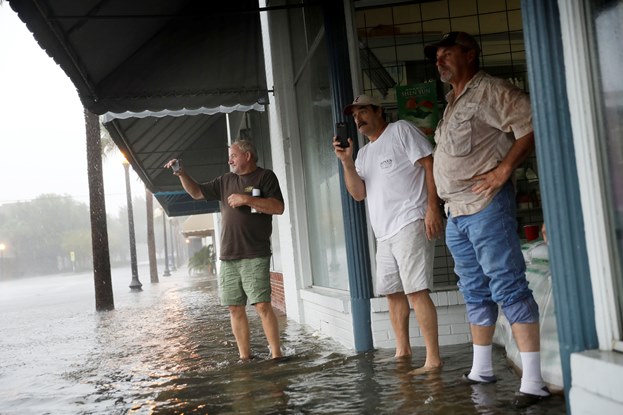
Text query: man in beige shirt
426 32 550 408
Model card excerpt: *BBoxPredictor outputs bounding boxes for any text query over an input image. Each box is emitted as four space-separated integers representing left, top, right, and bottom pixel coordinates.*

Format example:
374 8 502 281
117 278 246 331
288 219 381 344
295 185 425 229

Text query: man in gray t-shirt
166 139 284 361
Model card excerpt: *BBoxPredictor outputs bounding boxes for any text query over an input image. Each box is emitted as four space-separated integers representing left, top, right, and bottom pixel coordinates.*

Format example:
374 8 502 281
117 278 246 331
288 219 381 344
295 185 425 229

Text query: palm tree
99 123 117 157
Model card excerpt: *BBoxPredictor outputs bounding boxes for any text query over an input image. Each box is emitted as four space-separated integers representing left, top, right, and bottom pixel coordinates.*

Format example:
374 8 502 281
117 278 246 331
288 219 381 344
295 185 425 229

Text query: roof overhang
10 0 268 216
10 0 268 114
103 108 256 193
153 192 219 217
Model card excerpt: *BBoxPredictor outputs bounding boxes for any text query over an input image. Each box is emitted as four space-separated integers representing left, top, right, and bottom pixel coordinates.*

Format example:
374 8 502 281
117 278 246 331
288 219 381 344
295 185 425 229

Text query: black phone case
335 122 349 148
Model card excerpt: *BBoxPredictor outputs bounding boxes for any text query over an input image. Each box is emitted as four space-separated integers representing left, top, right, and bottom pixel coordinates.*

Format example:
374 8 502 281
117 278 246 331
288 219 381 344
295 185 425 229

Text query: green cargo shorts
218 256 272 306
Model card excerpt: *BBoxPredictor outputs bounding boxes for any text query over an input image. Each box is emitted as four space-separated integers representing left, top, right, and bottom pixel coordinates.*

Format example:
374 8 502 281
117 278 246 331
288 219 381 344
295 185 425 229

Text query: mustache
357 121 368 128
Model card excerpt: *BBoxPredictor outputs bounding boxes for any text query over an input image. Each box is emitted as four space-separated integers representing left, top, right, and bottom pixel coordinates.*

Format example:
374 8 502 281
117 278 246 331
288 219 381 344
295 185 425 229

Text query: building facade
259 0 623 413
11 0 621 413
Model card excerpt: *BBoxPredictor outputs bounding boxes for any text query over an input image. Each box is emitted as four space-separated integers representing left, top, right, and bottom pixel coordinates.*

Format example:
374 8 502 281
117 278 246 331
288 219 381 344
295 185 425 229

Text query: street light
161 210 171 277
121 154 142 291
169 218 177 271
0 243 5 279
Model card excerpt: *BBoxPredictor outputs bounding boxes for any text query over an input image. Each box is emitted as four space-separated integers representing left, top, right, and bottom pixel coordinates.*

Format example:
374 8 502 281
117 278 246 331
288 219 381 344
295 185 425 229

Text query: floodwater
0 265 566 415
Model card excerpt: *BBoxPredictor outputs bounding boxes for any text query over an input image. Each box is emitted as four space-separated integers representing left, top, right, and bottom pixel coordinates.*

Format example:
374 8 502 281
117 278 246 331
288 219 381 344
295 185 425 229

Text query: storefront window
354 0 530 288
291 7 348 290
591 0 623 334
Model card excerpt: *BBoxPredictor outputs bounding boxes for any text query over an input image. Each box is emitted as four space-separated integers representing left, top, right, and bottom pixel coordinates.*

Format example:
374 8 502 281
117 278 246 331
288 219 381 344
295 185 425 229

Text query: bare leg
511 322 540 352
407 290 442 374
471 324 495 345
229 305 251 359
254 302 283 358
387 292 412 358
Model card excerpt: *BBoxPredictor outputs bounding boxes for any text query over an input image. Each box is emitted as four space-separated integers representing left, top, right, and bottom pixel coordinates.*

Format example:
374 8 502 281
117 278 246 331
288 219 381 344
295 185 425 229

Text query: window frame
558 0 623 351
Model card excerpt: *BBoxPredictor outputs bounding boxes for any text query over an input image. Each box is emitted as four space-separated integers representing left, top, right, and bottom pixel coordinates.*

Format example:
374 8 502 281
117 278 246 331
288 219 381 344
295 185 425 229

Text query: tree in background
0 194 90 276
0 192 149 278
188 244 216 276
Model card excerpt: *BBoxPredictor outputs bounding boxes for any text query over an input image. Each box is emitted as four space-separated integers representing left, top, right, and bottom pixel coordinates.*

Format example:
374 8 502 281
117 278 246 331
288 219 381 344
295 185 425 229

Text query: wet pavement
0 265 566 414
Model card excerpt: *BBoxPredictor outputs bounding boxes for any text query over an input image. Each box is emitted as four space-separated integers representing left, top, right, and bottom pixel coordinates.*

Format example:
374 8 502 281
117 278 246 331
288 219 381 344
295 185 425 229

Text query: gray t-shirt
199 167 283 260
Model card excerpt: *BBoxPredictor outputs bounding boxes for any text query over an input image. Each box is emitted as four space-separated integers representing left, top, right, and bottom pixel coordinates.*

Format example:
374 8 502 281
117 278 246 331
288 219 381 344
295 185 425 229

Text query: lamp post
0 243 5 279
162 211 171 276
169 218 177 271
121 155 142 291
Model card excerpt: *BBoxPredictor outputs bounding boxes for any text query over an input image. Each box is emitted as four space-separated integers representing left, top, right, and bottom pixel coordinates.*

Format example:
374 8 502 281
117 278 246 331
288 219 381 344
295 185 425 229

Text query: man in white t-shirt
334 94 443 374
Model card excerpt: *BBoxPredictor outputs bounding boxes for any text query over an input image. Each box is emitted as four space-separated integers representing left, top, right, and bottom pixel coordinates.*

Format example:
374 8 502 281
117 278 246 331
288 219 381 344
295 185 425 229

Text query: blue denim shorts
445 182 538 325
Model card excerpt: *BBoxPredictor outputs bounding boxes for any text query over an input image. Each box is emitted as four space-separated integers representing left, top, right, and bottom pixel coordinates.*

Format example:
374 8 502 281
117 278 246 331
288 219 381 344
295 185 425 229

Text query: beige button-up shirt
433 70 533 217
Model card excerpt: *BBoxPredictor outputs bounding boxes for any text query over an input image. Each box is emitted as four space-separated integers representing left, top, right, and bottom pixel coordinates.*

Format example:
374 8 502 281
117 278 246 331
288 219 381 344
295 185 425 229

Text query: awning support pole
323 0 374 353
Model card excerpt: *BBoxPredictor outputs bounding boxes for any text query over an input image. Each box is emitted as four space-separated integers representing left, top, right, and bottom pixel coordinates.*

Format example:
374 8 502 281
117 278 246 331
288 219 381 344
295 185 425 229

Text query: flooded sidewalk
0 266 566 414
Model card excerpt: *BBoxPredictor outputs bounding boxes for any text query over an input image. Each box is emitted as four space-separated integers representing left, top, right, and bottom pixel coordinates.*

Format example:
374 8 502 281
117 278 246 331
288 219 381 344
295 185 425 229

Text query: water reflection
0 267 566 414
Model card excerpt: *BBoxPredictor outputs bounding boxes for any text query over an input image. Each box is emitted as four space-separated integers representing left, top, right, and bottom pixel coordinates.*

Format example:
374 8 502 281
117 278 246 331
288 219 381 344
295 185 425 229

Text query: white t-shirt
355 120 433 241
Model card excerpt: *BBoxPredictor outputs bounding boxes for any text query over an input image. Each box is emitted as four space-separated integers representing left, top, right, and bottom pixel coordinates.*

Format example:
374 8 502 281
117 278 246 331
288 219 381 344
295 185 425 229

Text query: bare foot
376 354 412 364
270 347 283 359
408 362 443 376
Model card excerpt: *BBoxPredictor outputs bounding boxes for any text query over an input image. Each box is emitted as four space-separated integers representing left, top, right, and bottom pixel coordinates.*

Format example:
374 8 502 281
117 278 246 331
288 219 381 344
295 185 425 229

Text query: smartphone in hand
172 159 181 172
335 122 349 148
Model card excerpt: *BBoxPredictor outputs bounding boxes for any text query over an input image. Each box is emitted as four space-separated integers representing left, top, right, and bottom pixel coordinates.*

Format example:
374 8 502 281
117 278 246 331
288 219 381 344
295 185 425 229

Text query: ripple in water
0 270 566 414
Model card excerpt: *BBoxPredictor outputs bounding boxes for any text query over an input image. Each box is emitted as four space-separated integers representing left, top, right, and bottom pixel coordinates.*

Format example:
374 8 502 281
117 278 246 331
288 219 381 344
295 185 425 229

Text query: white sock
469 344 494 380
520 351 549 396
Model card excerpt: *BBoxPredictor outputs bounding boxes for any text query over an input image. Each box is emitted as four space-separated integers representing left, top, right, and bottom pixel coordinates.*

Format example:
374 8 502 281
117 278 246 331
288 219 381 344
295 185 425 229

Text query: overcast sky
0 4 141 216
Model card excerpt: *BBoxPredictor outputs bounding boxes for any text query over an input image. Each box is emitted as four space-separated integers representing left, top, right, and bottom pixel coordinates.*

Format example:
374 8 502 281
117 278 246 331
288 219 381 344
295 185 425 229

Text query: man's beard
439 67 453 83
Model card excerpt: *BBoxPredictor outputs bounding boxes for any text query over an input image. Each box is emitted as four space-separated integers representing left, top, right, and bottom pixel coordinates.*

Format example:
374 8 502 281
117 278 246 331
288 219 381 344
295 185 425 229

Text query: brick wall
270 272 286 314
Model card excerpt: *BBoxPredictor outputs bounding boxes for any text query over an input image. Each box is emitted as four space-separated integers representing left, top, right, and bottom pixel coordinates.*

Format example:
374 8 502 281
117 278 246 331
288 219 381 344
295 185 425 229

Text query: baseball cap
424 31 480 61
343 94 382 115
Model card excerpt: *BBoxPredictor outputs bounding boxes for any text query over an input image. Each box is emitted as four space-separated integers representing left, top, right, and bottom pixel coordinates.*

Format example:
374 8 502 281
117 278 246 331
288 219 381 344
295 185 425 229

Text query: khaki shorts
375 220 435 295
219 256 272 306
